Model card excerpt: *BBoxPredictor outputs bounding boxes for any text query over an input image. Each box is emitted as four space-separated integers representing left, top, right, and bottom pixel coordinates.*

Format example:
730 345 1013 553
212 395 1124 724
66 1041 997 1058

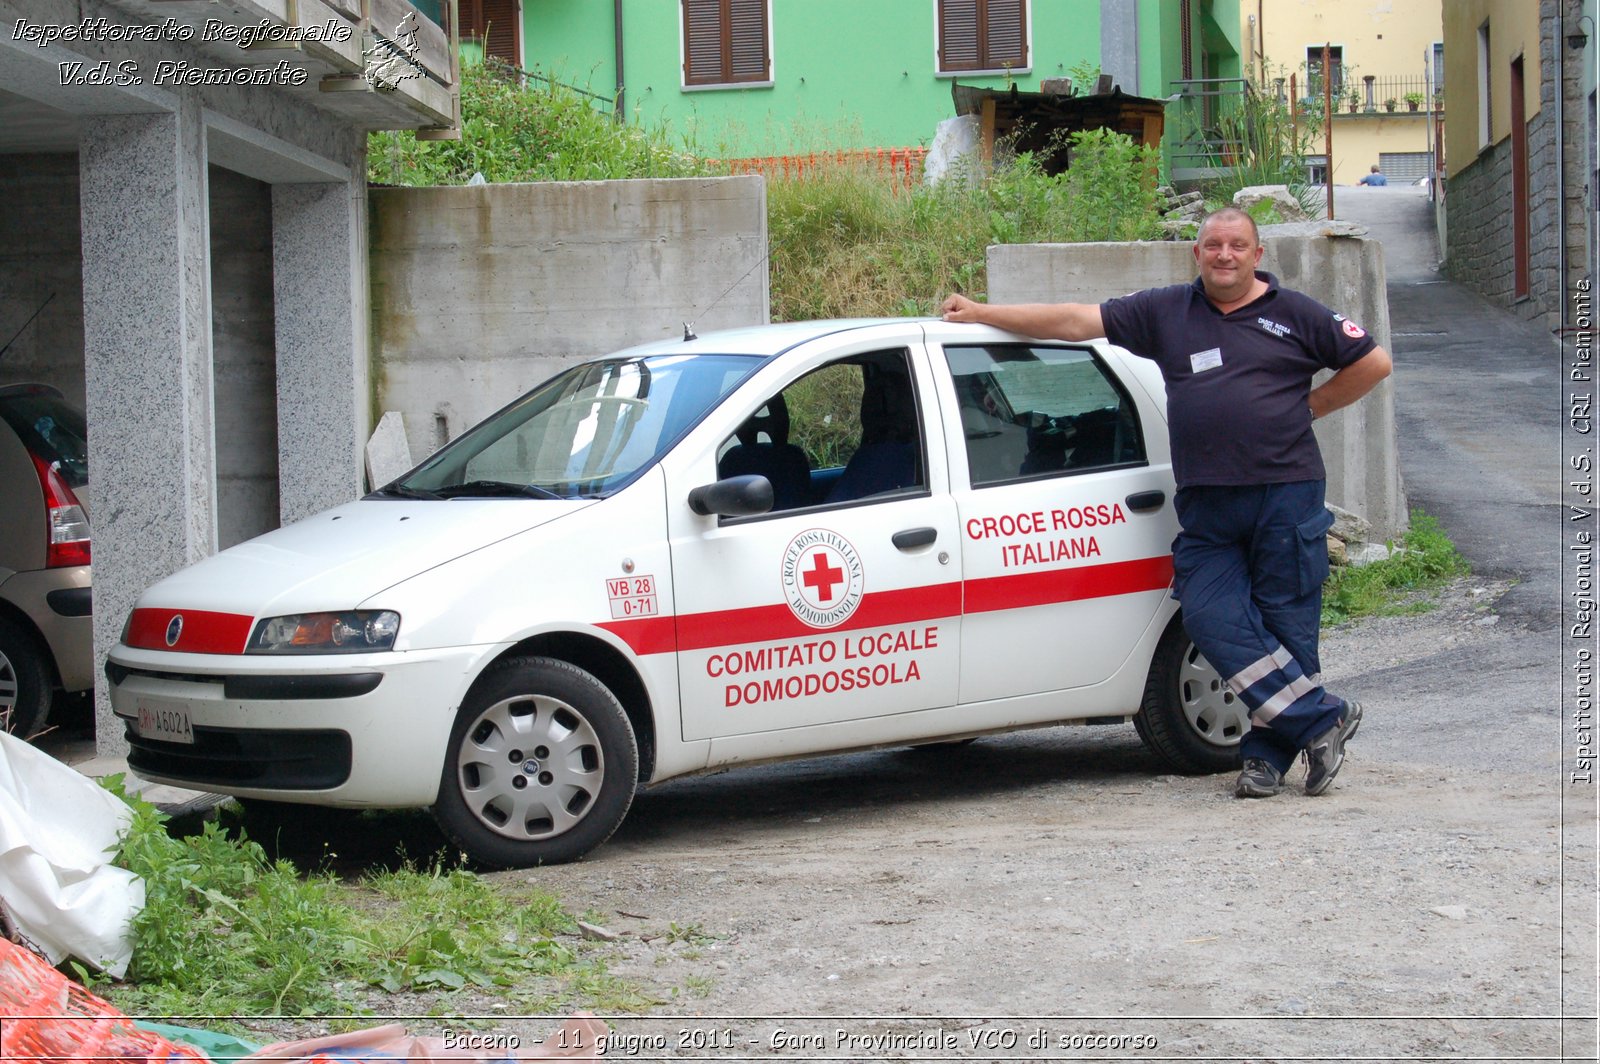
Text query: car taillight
29 452 90 568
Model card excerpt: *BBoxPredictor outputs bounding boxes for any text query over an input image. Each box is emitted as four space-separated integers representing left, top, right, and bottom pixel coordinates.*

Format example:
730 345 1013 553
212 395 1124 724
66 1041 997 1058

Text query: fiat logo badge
165 614 184 647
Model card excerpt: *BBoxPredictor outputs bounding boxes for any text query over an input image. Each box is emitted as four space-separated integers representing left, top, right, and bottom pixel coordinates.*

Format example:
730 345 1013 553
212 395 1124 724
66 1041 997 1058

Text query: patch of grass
1322 509 1470 624
97 780 657 1021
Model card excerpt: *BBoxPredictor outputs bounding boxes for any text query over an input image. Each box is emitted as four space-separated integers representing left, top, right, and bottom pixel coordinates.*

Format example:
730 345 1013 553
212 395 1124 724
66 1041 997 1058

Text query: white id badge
1189 348 1223 373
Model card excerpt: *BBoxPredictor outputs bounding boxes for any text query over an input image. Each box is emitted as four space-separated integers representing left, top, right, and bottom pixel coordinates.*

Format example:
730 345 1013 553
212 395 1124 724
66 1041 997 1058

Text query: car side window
716 348 927 514
943 344 1146 487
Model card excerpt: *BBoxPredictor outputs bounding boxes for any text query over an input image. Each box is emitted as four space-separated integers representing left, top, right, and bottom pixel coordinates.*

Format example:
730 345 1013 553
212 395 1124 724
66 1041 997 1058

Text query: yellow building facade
1242 0 1444 185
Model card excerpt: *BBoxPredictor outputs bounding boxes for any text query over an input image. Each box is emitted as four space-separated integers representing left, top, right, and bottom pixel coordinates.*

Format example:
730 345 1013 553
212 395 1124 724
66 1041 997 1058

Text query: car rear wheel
1136 617 1245 774
0 614 52 738
433 656 638 868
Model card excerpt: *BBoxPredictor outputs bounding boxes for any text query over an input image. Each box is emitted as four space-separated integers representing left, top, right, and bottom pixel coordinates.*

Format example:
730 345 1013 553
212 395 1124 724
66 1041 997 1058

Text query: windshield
395 354 760 500
0 387 88 489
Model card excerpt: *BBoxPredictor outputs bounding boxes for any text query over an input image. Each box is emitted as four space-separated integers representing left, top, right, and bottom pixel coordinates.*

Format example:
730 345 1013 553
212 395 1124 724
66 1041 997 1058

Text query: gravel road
476 579 1594 1062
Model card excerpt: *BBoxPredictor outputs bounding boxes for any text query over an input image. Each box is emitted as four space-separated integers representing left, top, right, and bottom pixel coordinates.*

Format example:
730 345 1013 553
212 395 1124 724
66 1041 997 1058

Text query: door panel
935 341 1179 704
664 337 963 742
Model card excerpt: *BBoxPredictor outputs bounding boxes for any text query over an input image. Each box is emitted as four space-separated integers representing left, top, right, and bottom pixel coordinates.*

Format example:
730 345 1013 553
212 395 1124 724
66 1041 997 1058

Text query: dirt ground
462 579 1597 1062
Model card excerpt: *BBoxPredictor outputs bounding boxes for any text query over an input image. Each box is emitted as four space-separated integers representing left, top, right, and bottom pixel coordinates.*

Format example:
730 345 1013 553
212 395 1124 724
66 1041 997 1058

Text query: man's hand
1310 345 1393 419
941 293 985 322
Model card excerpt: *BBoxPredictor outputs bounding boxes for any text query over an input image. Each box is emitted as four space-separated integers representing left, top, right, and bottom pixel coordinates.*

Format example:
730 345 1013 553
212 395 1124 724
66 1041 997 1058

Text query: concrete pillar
79 101 216 755
271 157 369 523
1099 0 1140 94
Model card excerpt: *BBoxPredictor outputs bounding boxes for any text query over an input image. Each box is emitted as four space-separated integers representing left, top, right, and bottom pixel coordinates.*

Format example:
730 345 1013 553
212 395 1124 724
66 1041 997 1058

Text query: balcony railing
1279 75 1441 115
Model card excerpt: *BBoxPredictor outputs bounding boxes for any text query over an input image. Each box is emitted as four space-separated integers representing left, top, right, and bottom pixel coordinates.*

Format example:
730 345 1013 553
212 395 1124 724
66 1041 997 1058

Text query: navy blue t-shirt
1100 272 1377 488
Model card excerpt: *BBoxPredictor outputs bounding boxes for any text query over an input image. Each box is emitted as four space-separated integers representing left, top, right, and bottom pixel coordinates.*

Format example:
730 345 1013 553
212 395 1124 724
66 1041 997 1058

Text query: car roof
604 319 926 361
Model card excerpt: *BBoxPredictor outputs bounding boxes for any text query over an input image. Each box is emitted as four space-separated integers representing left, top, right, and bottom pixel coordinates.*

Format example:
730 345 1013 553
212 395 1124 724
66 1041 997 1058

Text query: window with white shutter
938 0 1028 74
683 0 771 87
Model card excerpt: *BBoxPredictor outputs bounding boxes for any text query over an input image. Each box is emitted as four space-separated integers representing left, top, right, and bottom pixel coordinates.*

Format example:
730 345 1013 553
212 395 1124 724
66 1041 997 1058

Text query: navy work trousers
1172 480 1344 774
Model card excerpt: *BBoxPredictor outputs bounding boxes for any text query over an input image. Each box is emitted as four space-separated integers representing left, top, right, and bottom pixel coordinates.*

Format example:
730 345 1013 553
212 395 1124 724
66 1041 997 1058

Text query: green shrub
369 60 708 185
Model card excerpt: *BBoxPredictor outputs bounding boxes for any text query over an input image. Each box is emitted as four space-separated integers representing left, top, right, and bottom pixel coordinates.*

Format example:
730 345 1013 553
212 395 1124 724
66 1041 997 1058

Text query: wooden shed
952 81 1167 175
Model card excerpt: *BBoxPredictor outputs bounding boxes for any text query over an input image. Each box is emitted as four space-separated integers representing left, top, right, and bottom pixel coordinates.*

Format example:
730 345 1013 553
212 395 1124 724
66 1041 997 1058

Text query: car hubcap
457 693 604 841
0 650 17 725
1177 641 1247 747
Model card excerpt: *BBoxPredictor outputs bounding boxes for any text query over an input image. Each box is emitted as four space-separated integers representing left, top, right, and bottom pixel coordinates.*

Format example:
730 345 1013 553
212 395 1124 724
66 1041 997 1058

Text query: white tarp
0 731 141 976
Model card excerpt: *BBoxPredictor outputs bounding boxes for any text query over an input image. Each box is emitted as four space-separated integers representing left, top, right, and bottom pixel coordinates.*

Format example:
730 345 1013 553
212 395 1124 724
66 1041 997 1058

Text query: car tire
0 614 52 738
433 656 638 869
1136 617 1245 775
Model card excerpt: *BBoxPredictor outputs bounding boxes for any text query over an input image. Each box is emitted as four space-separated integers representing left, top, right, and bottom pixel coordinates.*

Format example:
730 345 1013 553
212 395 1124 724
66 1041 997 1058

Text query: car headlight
247 610 401 654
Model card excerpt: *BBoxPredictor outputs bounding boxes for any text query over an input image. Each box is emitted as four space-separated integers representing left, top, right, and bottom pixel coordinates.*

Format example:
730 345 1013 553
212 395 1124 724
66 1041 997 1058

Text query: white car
107 320 1239 867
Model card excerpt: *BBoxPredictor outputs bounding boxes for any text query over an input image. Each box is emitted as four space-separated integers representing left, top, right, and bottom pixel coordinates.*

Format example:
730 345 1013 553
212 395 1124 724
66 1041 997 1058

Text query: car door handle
892 527 938 550
1125 490 1166 513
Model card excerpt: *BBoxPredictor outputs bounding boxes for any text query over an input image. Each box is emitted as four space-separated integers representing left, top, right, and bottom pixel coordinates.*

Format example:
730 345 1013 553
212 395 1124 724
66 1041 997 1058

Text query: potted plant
1404 91 1426 111
1347 91 1361 113
1384 96 1398 112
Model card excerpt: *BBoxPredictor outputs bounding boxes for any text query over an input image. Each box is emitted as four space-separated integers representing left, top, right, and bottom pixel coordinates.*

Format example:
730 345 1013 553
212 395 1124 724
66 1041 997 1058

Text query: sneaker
1304 701 1362 795
1234 758 1284 798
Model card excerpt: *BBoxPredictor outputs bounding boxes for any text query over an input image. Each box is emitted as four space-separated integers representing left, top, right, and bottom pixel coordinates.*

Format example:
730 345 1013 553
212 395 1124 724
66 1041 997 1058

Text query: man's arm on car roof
940 293 1105 341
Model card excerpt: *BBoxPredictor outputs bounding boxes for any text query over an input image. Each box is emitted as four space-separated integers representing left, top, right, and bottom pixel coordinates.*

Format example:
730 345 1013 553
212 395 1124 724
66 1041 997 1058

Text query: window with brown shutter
938 0 1027 73
683 0 771 87
460 0 521 67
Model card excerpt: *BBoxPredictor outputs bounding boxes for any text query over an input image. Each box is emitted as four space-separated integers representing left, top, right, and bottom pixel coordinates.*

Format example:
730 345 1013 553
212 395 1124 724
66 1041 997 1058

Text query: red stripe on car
125 608 255 654
963 555 1175 614
597 555 1173 656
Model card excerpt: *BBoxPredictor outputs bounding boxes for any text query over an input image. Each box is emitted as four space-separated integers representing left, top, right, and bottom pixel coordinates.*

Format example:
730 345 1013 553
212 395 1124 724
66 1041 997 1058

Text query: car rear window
0 387 88 489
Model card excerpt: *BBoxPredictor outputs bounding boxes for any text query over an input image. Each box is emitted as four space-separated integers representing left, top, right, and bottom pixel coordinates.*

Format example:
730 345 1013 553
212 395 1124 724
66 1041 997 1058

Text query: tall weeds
768 129 1162 320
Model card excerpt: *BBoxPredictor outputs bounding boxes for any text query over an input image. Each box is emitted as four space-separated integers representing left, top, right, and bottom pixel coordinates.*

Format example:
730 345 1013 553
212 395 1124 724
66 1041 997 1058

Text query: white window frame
1477 21 1492 149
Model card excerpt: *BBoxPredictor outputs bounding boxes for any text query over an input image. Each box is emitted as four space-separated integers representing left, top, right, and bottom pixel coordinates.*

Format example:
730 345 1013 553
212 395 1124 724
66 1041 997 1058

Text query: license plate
136 698 195 745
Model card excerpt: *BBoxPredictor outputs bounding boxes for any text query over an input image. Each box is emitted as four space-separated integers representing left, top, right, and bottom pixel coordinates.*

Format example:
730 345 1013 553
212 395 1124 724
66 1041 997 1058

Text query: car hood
137 497 593 617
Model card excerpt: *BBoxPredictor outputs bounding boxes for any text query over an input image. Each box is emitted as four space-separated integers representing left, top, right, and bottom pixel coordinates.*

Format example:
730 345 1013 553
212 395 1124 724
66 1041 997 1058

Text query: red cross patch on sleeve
1341 318 1367 339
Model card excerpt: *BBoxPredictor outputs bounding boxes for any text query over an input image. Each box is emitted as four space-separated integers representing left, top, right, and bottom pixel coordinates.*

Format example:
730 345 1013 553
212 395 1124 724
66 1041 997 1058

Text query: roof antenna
682 321 697 341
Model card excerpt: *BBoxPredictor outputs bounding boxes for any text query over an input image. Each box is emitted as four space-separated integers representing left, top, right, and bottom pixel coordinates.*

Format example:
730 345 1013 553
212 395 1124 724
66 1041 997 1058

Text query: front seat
718 394 813 511
826 369 921 503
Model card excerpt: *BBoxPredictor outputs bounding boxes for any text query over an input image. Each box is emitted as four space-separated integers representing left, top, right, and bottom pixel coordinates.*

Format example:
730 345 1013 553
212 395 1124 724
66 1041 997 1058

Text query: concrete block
369 177 768 462
365 411 414 488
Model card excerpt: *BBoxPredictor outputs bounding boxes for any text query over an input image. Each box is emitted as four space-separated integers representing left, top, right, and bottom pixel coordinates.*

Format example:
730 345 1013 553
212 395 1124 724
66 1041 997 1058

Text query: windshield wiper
431 480 562 500
368 484 441 500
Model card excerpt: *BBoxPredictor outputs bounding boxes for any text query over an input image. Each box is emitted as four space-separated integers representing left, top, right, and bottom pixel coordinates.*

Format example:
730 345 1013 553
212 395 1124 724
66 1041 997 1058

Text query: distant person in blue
1358 165 1388 186
941 208 1392 799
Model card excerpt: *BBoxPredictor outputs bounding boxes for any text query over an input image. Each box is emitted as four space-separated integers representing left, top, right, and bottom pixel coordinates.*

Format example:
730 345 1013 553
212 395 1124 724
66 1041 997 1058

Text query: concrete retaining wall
369 176 769 463
989 231 1407 539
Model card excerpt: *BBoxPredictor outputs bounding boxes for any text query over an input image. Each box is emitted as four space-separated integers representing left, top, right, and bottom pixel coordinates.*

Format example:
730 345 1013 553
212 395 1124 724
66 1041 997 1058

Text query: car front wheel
0 614 52 738
433 656 638 868
1136 617 1245 774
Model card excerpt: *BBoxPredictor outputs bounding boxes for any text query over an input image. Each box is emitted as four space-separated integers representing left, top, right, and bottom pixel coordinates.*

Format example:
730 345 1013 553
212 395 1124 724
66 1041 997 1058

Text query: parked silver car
0 383 92 736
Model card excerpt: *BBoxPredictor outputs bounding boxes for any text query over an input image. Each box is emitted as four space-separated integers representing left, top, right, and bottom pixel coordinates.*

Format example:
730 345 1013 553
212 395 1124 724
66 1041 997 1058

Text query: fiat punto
107 320 1238 867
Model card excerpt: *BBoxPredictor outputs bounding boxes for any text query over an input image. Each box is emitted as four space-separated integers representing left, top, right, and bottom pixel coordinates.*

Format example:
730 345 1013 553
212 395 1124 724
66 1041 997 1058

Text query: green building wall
520 1 1239 157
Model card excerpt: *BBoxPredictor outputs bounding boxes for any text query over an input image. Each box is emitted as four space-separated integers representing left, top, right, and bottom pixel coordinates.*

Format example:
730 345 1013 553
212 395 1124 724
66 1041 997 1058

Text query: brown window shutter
482 0 519 66
461 0 520 65
683 0 725 84
940 0 981 71
984 0 1026 68
727 0 769 81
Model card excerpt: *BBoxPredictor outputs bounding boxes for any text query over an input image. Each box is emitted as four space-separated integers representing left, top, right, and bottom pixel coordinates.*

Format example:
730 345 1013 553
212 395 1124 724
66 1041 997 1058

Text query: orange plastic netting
0 935 211 1063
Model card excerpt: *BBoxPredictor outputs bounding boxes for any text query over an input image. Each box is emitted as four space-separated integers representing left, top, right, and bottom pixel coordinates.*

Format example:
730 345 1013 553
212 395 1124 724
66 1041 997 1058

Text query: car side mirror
687 475 774 517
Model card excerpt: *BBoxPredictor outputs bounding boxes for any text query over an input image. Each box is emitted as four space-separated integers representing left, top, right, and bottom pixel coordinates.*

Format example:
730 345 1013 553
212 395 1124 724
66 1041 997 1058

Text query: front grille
125 723 352 790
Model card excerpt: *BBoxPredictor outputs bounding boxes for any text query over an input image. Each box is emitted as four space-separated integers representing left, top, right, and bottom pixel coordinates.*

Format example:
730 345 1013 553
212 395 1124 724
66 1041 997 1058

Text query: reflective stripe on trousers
1172 480 1344 774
